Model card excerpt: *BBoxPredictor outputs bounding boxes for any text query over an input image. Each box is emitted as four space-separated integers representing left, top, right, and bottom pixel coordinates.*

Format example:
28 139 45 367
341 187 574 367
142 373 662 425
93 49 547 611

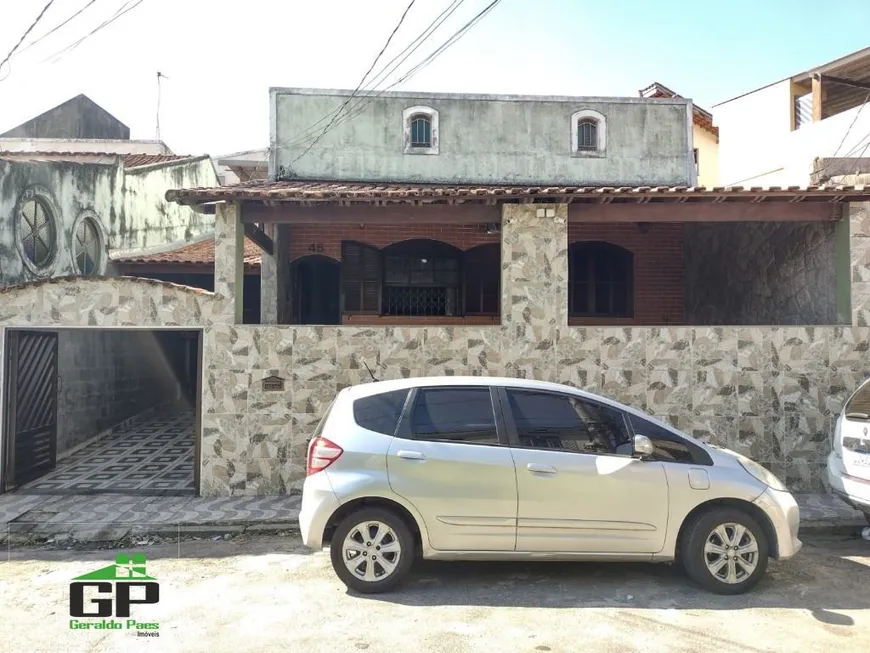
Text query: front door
386 386 517 551
295 256 340 325
499 387 669 554
2 330 59 491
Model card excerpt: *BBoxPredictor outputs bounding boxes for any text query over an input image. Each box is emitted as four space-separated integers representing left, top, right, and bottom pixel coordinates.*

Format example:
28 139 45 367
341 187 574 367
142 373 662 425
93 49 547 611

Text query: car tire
681 508 770 595
330 507 415 594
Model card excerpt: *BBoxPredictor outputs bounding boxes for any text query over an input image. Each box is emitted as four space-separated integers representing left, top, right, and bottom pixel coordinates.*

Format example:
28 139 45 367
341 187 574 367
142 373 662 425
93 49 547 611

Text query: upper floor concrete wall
272 89 694 186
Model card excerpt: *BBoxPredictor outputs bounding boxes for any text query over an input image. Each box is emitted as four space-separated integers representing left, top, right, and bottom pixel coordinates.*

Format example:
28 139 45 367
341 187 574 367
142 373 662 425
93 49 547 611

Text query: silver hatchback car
300 377 801 595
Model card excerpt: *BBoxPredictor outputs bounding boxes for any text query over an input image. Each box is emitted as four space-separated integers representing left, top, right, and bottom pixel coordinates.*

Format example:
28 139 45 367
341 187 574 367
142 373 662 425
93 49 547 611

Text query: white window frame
403 105 439 155
571 109 606 157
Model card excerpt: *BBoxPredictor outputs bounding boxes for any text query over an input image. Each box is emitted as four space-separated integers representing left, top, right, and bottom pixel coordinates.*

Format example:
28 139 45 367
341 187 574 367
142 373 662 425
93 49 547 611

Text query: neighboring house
0 98 220 495
2 86 870 500
639 82 719 187
214 149 269 185
715 46 870 186
0 94 131 140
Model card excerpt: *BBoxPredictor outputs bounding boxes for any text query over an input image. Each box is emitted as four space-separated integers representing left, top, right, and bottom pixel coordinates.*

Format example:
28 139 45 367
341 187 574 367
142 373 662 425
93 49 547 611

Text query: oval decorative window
74 216 103 275
19 197 56 268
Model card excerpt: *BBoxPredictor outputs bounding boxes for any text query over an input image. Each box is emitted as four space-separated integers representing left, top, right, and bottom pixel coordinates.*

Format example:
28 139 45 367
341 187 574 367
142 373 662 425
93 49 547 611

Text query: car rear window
845 380 870 417
353 390 409 435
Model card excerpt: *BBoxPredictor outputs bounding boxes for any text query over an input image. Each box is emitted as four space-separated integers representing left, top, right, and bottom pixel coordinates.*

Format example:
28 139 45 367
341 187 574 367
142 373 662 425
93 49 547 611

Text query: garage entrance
1 328 201 497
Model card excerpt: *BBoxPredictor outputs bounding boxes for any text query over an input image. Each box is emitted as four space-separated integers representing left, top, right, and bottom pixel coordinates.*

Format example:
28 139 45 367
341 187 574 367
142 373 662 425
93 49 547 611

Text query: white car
300 377 802 595
827 377 870 527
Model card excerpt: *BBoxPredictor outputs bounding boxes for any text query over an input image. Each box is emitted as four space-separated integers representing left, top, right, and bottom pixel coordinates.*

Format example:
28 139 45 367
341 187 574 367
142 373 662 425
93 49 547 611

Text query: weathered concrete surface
1 533 869 653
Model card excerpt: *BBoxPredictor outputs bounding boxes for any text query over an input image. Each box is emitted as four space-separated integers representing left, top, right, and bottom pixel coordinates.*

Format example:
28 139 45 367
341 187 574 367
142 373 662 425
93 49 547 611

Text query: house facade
715 46 870 186
2 87 870 498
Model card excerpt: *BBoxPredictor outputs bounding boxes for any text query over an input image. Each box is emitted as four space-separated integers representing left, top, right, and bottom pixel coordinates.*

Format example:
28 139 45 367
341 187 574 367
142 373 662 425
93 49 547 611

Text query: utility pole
156 71 168 140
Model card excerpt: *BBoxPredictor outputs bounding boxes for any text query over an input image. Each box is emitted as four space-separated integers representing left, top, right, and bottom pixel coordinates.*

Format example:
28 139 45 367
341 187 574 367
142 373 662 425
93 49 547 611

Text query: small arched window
577 118 598 151
403 105 439 154
410 114 432 148
568 242 632 317
571 109 606 156
74 215 103 276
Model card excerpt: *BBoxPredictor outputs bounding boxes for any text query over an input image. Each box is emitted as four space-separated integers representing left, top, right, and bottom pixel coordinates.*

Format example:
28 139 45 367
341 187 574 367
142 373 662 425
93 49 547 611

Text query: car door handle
527 463 557 474
397 450 427 461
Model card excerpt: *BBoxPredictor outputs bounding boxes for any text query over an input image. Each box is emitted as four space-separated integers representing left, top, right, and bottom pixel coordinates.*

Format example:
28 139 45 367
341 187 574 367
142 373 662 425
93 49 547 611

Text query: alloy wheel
341 520 403 582
704 522 760 584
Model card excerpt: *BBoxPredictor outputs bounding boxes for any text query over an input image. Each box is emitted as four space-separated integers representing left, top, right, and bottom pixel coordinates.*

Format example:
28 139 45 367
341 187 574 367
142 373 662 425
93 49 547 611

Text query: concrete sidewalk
0 491 866 547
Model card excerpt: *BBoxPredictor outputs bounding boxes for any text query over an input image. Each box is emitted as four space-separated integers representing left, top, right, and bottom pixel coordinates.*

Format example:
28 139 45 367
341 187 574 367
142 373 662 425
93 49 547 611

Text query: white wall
693 124 719 187
717 81 870 187
0 138 170 154
118 157 219 251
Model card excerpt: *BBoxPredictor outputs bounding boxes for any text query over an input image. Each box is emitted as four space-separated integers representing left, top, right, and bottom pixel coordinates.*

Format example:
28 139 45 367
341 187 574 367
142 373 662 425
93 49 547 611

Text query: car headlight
737 456 788 492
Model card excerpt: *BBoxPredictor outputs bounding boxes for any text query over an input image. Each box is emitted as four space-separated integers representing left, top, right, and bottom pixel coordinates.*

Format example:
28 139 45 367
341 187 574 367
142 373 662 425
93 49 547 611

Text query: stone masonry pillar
849 202 870 326
214 201 244 324
500 203 569 328
260 223 279 324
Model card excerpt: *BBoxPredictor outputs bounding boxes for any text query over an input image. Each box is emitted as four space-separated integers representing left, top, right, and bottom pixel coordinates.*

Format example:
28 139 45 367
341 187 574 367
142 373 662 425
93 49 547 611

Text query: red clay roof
123 153 193 168
114 237 262 267
0 151 194 168
166 179 870 205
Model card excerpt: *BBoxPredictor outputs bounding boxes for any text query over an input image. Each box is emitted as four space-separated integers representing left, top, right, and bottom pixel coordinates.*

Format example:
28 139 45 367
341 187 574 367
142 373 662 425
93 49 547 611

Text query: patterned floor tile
15 412 196 496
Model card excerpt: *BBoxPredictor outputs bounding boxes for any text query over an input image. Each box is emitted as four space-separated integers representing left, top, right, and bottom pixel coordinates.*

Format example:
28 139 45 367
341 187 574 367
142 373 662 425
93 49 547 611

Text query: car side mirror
633 434 654 459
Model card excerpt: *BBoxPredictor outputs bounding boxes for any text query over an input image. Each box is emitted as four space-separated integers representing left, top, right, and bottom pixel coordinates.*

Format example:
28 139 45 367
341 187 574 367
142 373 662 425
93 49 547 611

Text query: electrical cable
286 0 502 162
40 0 145 64
283 0 465 149
0 0 56 80
18 0 100 55
291 0 418 165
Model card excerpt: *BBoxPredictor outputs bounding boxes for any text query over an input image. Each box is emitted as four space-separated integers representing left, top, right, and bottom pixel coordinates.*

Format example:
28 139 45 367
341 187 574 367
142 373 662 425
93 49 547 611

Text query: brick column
849 202 870 326
214 202 244 324
501 203 568 328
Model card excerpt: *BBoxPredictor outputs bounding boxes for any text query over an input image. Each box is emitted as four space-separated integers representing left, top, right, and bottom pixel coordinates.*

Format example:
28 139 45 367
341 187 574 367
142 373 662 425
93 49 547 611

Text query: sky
0 0 868 157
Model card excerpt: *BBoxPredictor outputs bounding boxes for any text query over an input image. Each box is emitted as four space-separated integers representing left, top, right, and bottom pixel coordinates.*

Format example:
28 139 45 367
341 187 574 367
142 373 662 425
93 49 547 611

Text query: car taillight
306 436 343 475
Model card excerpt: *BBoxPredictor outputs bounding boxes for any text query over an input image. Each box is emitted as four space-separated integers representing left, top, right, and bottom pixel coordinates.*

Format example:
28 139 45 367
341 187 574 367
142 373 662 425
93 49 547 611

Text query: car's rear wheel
862 511 870 527
681 508 769 595
330 507 415 594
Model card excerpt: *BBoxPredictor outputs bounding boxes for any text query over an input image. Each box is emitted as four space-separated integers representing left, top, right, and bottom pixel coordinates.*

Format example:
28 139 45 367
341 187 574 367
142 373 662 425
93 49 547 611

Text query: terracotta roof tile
166 180 870 204
0 151 194 167
115 237 262 267
123 153 193 168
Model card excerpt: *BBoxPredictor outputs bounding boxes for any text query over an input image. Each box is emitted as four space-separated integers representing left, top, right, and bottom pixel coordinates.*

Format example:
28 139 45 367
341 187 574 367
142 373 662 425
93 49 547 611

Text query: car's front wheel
681 508 770 595
330 507 415 594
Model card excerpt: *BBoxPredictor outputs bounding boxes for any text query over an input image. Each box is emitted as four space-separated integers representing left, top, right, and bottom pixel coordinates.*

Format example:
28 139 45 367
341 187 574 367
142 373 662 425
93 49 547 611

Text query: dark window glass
628 414 695 463
354 390 409 435
845 381 870 417
577 119 598 151
568 242 633 318
382 240 462 317
411 388 498 444
410 115 432 147
507 390 630 454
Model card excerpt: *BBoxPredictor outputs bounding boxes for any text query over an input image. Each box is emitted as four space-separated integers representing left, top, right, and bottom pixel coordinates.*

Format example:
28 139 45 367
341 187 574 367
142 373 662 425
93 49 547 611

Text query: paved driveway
1 533 869 653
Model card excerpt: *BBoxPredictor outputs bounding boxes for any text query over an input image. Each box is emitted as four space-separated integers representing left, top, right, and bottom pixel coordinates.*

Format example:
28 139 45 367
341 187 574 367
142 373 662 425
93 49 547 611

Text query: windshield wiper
845 412 870 420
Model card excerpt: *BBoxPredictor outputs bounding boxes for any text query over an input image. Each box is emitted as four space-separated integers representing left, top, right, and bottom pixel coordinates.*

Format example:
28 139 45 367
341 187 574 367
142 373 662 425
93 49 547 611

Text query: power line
285 0 502 157
0 0 56 79
41 0 145 64
291 0 419 165
18 0 100 55
284 0 466 150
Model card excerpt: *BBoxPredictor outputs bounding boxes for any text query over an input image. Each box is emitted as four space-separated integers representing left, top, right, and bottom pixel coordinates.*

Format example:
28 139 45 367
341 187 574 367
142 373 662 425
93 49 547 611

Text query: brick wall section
288 223 499 260
568 222 685 325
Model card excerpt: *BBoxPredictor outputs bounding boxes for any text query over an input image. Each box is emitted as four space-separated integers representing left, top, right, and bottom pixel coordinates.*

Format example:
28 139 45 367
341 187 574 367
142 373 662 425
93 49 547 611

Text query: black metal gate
3 330 58 491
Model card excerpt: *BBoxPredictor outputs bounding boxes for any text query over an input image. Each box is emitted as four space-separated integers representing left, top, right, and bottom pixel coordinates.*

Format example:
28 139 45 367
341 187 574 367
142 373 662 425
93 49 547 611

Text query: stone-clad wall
197 323 869 496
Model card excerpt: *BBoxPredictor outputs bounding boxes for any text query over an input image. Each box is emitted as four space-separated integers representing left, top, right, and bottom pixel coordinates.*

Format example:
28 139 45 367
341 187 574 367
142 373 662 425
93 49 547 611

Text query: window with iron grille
464 244 500 315
409 114 432 148
383 241 460 316
19 197 56 268
568 242 633 318
577 118 598 151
